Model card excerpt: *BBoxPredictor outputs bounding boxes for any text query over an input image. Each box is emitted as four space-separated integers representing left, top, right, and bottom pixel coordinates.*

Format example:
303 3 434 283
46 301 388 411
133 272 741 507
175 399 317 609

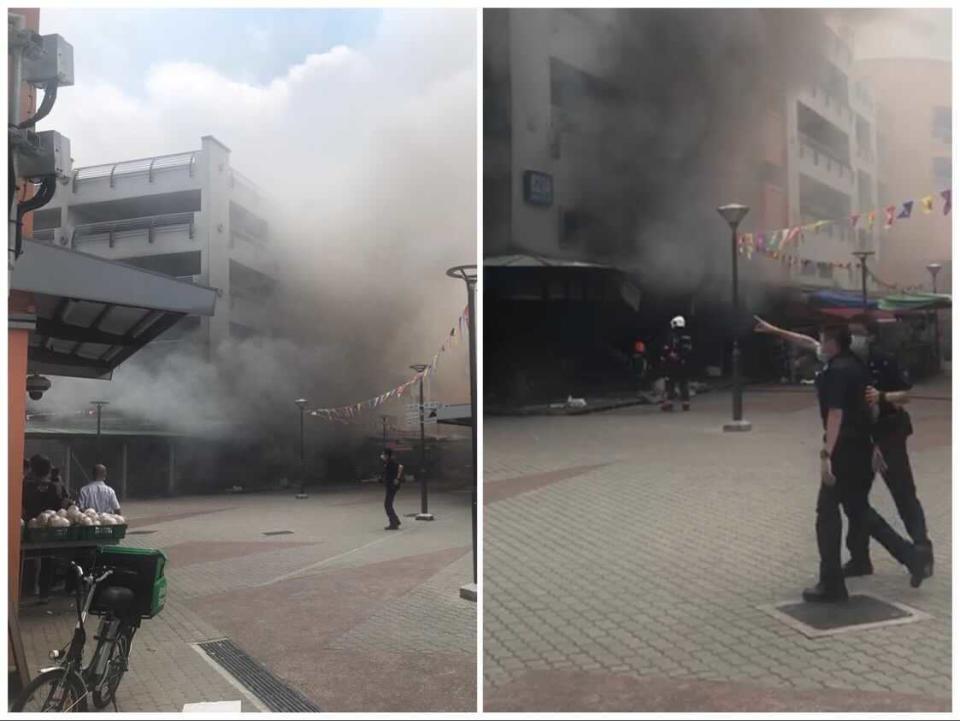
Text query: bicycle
11 561 141 712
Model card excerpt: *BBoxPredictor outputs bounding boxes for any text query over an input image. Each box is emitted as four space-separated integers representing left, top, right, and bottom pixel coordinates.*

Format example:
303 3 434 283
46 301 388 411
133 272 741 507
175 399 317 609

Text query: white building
34 135 277 356
783 22 880 290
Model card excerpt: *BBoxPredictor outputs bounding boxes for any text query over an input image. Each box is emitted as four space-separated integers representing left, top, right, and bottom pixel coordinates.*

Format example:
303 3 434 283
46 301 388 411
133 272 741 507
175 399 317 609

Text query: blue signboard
523 170 553 207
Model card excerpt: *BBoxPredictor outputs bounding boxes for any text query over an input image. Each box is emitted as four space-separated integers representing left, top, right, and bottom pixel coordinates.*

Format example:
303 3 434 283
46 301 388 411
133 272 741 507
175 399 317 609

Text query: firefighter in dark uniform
845 315 934 583
805 325 924 602
660 316 693 412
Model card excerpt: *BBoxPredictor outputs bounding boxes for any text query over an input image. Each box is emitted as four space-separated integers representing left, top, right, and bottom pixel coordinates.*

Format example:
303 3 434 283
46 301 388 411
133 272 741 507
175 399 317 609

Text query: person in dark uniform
846 314 934 582
22 454 68 603
660 316 693 411
380 448 404 530
755 319 929 599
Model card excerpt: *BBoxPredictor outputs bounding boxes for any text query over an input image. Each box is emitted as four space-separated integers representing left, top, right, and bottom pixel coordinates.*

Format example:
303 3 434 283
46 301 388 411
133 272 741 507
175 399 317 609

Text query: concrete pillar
63 441 71 493
167 440 176 496
120 442 128 501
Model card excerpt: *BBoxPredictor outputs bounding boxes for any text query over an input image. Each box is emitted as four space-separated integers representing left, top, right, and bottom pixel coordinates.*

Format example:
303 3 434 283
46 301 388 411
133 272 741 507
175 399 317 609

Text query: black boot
909 543 933 588
842 558 874 578
802 581 849 603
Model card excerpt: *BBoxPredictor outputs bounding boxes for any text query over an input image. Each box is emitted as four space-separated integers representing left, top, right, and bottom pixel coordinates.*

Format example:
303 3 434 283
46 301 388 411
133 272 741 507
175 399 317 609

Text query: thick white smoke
30 9 477 442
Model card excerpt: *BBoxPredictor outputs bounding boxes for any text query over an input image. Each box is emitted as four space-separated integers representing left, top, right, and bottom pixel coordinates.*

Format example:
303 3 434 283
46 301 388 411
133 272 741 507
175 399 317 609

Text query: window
32 208 61 230
933 157 951 186
933 106 951 143
550 57 618 111
120 251 201 278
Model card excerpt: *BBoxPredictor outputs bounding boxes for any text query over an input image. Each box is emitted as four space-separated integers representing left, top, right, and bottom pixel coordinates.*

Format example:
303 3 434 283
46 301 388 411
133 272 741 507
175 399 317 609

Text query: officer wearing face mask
847 313 933 584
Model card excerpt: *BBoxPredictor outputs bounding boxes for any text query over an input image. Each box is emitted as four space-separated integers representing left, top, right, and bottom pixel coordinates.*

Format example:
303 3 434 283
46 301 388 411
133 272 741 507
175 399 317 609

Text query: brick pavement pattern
17 485 475 712
484 382 951 712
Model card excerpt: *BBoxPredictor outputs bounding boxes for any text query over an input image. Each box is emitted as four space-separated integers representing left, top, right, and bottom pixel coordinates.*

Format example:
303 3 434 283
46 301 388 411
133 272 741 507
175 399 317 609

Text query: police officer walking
847 314 934 583
380 448 404 531
660 316 693 412
804 325 926 601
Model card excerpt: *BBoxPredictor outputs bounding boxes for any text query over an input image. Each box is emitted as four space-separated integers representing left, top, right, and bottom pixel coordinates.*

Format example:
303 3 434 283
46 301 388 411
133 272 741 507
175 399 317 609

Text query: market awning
484 253 612 269
878 292 952 312
818 307 897 321
806 288 878 309
11 239 218 380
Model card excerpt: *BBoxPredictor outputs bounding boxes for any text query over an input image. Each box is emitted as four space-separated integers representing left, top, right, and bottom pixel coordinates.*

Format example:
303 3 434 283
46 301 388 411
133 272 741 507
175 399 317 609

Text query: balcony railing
71 151 199 192
798 135 854 186
72 212 196 247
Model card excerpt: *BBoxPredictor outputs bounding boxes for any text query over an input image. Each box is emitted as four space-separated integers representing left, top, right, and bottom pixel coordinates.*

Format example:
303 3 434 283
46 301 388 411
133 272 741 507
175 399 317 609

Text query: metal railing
72 212 196 247
229 169 260 198
798 134 854 185
72 151 199 192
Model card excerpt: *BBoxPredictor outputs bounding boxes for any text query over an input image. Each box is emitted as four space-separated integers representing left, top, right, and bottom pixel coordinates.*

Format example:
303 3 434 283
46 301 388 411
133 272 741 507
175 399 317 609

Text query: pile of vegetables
26 506 126 529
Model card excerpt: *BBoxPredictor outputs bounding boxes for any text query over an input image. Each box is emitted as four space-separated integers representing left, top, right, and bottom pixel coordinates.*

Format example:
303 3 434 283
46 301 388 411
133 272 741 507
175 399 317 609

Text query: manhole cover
127 530 156 535
761 594 928 638
197 639 320 712
262 530 293 536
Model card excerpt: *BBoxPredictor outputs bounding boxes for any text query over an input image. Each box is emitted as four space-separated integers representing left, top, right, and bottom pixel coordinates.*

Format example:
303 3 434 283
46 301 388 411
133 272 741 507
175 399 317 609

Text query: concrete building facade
783 22 880 290
484 10 879 293
853 57 952 294
36 135 276 356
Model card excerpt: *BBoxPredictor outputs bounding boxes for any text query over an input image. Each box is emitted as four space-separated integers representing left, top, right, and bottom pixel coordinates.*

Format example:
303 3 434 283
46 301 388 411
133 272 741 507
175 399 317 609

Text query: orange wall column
8 325 28 604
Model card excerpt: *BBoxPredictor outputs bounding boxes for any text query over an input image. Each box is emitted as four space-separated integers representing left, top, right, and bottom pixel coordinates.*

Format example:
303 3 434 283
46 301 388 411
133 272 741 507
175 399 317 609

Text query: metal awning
430 402 472 427
484 254 612 269
11 239 217 379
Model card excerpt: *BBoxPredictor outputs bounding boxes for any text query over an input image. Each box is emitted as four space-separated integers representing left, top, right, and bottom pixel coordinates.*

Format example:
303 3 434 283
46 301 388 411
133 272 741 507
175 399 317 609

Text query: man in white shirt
78 464 121 514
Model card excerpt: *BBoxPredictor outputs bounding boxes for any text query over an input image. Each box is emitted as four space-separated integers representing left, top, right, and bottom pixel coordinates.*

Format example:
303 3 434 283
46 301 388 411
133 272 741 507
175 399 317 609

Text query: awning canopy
430 402 472 427
11 239 218 379
878 292 952 312
806 288 878 309
484 253 612 269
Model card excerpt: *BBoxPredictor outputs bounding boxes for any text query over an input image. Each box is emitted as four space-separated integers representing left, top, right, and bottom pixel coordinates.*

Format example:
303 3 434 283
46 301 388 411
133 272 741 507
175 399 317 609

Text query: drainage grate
198 639 320 712
262 530 293 536
127 530 157 535
761 594 927 638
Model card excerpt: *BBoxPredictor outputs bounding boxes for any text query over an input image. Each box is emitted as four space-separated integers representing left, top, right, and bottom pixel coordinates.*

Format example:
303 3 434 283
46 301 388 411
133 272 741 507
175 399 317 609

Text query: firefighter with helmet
661 315 693 411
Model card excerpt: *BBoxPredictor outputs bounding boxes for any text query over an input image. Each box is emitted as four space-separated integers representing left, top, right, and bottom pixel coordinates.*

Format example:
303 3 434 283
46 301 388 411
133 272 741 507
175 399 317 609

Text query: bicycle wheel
92 627 133 709
10 668 88 712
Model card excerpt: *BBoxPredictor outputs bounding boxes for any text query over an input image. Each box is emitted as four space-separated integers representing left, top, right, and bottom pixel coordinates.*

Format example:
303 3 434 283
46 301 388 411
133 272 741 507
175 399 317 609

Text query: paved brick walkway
484 381 951 712
17 484 475 712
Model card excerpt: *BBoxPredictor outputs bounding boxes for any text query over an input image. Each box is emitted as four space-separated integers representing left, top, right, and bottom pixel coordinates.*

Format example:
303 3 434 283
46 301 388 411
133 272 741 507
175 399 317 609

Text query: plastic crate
77 524 127 542
91 546 167 619
23 525 74 543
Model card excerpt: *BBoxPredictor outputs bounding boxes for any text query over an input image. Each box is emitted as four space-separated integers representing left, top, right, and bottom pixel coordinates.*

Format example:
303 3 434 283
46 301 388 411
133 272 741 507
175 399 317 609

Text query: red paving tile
127 507 235 529
186 546 473 712
161 540 321 568
485 463 612 505
485 670 950 712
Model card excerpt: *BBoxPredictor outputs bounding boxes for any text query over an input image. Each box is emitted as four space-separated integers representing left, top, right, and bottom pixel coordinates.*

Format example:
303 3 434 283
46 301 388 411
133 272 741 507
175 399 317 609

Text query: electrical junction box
22 33 74 87
17 130 72 182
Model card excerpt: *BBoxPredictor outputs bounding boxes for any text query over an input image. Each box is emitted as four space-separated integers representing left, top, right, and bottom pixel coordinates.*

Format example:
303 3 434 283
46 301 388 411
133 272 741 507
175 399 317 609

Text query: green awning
878 292 952 312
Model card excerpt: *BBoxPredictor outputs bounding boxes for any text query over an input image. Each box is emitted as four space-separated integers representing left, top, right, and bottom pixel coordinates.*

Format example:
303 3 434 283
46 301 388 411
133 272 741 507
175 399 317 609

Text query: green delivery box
94 546 167 619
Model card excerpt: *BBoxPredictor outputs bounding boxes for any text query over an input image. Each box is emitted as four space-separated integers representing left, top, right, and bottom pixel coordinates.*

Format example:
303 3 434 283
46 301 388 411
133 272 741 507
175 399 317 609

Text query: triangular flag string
310 305 472 422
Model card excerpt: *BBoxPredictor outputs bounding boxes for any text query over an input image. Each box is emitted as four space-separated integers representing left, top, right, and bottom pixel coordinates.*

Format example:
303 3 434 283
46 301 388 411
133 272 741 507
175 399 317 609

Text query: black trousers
876 427 929 546
664 374 689 403
384 483 400 527
817 439 914 587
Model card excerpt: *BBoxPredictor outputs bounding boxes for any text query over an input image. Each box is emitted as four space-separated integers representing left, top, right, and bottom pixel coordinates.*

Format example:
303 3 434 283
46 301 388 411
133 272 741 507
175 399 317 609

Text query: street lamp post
927 262 942 369
852 250 875 312
447 264 477 602
410 363 434 521
294 398 308 499
90 401 109 462
379 415 389 448
716 204 751 433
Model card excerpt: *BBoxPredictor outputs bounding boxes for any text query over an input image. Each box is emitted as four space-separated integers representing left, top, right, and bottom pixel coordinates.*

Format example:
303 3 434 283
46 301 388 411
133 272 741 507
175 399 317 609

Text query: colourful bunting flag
884 206 896 229
897 201 913 219
920 195 934 213
850 213 861 228
942 189 951 215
